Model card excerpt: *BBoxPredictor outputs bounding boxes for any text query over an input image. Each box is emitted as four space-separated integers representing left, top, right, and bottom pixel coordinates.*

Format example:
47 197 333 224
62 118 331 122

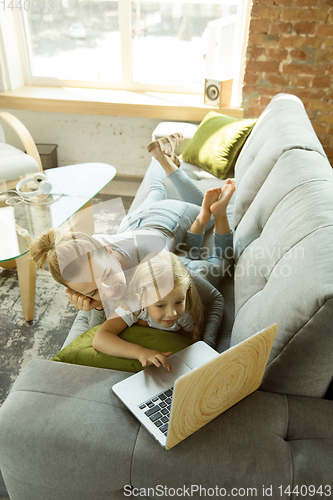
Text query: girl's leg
179 187 221 252
210 179 235 237
181 183 235 288
180 254 225 289
181 231 233 288
187 187 221 234
212 231 234 261
208 180 236 271
180 188 222 287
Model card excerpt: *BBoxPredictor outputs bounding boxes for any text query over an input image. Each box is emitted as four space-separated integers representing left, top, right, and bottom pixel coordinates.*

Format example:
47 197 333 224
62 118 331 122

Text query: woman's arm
65 289 103 312
92 316 172 370
190 271 224 348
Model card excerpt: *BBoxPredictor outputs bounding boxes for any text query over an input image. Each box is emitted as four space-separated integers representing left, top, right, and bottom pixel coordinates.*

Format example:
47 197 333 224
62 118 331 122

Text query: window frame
0 0 251 106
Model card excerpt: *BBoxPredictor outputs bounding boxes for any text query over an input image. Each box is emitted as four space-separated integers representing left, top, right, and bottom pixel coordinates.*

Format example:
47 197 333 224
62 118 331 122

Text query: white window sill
0 86 244 121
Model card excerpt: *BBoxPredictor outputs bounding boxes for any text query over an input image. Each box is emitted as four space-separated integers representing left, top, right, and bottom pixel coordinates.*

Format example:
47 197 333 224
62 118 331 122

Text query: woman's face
66 246 127 302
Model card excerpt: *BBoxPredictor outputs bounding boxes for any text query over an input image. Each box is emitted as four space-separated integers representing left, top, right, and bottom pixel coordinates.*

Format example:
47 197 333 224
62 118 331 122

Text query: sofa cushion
52 324 192 372
181 111 256 179
232 94 333 398
131 390 333 495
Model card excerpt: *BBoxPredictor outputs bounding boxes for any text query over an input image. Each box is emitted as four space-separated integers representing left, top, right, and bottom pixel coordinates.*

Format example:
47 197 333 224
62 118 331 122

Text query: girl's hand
138 348 173 371
65 289 103 312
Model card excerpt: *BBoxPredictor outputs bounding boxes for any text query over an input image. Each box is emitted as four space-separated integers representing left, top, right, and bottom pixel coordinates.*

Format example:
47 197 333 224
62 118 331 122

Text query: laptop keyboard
138 388 174 436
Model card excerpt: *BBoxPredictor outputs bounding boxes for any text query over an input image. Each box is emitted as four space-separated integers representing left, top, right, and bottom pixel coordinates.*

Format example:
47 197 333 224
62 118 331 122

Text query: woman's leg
149 154 217 231
134 159 167 210
118 157 215 237
167 168 207 206
134 155 206 209
117 159 168 233
147 137 211 206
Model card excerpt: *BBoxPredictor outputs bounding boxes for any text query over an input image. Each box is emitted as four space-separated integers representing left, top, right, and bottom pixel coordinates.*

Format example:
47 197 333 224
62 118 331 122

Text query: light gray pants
117 160 234 289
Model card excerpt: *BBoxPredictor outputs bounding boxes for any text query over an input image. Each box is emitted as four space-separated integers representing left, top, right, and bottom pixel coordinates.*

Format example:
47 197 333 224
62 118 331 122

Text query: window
1 0 250 104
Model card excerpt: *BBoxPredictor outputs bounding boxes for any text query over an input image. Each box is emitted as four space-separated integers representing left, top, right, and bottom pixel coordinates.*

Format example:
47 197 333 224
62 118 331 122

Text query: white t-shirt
93 229 169 319
115 306 194 333
93 229 168 269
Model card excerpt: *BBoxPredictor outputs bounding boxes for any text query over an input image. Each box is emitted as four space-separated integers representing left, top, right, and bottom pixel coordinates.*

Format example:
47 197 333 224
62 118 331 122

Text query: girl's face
67 246 127 302
144 285 187 328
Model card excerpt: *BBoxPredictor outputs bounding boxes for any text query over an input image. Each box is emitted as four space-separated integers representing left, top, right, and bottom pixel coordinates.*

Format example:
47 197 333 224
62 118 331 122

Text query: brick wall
242 0 333 166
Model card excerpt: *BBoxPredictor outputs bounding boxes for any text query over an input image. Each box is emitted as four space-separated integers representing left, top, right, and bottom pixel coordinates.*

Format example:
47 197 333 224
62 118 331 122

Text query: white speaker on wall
204 79 233 108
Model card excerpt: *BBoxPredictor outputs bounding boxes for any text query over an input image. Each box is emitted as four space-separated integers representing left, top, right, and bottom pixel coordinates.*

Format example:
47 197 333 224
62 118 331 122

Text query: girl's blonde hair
29 228 106 287
126 251 204 342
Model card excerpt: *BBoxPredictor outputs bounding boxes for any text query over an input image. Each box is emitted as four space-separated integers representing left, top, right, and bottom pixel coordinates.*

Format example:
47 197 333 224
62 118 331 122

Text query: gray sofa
0 93 332 500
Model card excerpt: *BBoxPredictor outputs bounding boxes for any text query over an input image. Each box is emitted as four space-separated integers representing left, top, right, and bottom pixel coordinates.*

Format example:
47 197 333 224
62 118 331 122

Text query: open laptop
112 323 278 449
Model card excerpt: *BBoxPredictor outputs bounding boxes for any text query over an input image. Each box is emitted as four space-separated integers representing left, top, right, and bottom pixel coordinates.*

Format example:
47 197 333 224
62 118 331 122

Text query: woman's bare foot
197 187 222 226
210 179 235 217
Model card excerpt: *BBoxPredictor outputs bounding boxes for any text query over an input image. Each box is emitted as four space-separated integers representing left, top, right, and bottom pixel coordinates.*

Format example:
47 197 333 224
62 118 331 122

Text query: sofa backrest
232 93 333 398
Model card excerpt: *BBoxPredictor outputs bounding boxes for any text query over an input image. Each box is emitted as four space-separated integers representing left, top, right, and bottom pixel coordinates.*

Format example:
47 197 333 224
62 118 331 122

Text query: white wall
0 65 5 93
0 108 165 177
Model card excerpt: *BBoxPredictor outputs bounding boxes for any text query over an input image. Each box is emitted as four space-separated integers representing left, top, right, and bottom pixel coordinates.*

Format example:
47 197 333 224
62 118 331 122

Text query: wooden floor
101 175 142 197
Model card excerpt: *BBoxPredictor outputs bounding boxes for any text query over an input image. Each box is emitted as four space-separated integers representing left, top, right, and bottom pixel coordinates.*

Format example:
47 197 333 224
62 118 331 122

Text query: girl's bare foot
189 187 222 235
210 179 235 217
197 187 222 226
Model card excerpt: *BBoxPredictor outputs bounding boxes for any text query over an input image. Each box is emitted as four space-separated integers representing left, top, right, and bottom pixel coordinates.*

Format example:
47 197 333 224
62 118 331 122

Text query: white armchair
0 111 42 190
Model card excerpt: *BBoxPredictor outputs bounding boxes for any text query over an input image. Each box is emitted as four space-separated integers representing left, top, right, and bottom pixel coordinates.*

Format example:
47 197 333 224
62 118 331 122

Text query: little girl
92 181 235 371
92 250 204 372
116 251 202 340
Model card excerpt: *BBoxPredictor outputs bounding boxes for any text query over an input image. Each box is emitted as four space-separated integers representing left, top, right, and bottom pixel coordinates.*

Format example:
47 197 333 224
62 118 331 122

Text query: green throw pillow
181 111 256 179
52 324 193 373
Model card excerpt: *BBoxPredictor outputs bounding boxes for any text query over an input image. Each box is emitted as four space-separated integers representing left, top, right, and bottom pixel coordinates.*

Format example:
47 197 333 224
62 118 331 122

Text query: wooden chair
0 111 43 191
0 112 43 284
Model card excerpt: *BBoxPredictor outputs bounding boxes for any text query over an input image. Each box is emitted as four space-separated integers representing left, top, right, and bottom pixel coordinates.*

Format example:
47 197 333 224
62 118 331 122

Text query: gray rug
0 194 134 407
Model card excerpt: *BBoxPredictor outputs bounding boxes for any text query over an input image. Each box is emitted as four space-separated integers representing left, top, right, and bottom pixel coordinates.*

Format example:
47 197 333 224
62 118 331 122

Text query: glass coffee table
0 163 116 321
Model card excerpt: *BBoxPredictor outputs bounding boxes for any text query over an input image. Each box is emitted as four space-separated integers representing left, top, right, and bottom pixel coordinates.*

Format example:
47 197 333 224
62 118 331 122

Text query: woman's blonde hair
29 228 106 287
126 251 204 342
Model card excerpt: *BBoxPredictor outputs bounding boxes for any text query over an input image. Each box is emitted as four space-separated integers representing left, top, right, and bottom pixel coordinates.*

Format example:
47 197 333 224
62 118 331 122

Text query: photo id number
278 485 332 497
1 0 54 11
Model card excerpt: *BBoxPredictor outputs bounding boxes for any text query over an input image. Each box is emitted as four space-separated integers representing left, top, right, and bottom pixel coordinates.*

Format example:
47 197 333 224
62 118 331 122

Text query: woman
30 134 234 347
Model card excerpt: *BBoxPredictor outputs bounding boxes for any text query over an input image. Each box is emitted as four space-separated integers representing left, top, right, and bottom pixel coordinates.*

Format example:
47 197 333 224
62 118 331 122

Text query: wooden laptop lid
166 324 278 449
